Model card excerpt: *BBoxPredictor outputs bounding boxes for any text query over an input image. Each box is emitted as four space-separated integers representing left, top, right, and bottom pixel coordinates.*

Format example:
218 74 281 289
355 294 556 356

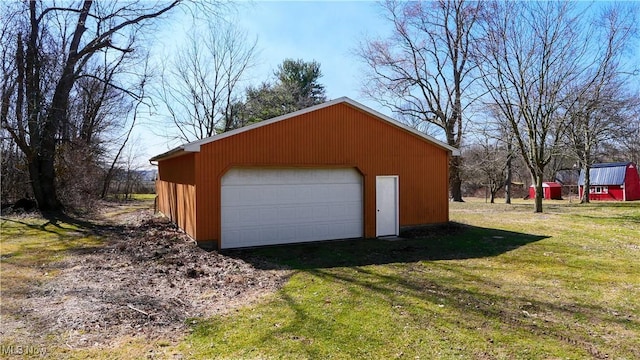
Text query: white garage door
221 168 363 249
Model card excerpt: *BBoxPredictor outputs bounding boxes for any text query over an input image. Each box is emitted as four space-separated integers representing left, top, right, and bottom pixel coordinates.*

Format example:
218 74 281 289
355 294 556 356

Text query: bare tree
478 107 519 204
504 135 515 204
476 1 629 212
462 140 509 203
0 131 29 203
563 5 639 203
357 0 484 202
464 112 521 204
157 19 257 142
567 85 639 203
100 72 150 200
110 136 145 200
617 110 640 166
0 1 184 212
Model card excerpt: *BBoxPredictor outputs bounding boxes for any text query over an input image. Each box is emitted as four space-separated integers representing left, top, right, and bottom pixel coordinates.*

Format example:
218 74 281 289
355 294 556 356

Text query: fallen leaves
6 205 290 348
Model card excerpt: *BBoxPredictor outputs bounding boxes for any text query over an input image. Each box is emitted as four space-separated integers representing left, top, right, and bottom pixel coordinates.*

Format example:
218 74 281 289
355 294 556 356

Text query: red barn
150 97 459 249
578 162 640 201
528 182 562 200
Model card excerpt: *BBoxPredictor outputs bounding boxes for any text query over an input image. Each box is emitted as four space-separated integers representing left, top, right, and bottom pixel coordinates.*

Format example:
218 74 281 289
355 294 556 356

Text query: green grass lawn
0 215 104 357
2 198 639 359
181 199 640 359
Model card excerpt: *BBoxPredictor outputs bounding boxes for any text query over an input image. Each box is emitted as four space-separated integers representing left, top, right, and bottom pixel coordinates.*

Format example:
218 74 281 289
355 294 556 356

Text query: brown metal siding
156 153 197 238
156 180 197 238
158 153 196 185
193 102 450 247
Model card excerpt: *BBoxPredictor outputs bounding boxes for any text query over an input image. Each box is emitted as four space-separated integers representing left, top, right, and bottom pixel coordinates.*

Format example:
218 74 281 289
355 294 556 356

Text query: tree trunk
28 154 62 211
581 164 591 203
28 83 74 212
534 175 543 213
22 1 62 212
25 0 91 212
450 156 464 202
505 142 512 204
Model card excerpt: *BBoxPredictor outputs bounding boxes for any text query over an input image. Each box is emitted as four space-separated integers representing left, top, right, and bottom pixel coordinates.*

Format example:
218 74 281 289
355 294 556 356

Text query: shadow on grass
224 222 549 270
196 223 632 358
0 213 112 267
0 210 143 263
1 210 137 238
301 262 618 358
2 214 88 237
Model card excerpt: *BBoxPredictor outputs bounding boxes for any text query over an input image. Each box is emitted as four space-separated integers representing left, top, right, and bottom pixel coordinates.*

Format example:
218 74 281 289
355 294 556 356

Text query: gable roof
578 162 634 186
529 182 562 188
150 97 460 162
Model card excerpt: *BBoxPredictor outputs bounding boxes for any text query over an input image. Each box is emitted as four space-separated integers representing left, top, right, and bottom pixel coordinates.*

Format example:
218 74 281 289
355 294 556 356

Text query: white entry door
376 176 399 237
221 168 363 249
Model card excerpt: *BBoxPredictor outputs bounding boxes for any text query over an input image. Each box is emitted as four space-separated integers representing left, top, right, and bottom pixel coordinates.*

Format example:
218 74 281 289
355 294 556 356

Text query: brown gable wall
158 153 196 185
193 102 450 247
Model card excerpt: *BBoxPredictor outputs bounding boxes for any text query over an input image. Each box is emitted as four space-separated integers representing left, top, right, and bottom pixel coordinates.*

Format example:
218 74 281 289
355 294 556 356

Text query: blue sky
138 1 391 166
235 1 389 103
138 1 640 168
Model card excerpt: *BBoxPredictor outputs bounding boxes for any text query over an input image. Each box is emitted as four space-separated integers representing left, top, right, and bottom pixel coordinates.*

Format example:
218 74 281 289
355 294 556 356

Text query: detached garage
151 97 459 249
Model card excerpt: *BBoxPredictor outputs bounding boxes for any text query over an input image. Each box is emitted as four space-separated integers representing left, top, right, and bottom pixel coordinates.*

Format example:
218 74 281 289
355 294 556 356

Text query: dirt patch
4 204 290 348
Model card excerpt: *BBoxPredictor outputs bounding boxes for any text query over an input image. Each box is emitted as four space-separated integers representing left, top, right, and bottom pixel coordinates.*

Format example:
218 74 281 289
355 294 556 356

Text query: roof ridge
591 161 632 168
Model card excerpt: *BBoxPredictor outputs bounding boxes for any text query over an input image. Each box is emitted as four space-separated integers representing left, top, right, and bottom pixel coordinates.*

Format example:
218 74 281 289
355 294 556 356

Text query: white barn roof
578 162 632 186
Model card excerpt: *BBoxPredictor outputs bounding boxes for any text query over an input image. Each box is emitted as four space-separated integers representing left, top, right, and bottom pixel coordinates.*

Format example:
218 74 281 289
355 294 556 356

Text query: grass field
1 198 639 359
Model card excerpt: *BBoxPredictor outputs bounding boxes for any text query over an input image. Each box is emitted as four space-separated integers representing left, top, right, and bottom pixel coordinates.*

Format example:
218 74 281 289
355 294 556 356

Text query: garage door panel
223 203 363 227
346 203 363 218
338 184 363 199
316 224 330 236
220 187 239 204
223 222 363 248
298 206 315 220
225 183 363 206
327 221 361 238
221 208 239 226
221 168 363 249
224 229 240 244
223 168 341 186
312 205 329 219
329 204 344 218
280 226 298 241
259 208 280 224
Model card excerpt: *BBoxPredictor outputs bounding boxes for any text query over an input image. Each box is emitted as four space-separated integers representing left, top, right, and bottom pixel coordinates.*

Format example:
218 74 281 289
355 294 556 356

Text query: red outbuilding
529 182 563 200
578 162 640 201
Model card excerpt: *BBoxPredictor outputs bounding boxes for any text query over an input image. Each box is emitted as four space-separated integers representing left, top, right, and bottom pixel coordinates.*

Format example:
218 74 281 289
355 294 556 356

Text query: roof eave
149 146 190 162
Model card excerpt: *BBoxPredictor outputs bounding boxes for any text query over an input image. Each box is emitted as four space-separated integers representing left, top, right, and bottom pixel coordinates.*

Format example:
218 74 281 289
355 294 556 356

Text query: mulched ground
6 204 290 348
